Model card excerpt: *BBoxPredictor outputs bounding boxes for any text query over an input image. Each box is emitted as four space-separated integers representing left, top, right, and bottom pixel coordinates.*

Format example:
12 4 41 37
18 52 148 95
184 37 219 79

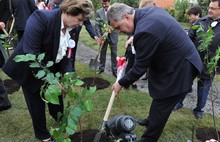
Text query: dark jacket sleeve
95 11 102 38
84 19 96 39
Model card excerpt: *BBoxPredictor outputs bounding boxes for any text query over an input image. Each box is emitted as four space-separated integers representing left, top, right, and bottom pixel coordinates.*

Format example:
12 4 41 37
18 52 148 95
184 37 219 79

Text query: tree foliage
197 0 210 15
91 0 139 10
14 53 96 142
174 0 191 22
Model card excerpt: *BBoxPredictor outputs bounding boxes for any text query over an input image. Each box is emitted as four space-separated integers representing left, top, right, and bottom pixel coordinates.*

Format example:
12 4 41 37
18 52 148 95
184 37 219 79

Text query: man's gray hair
107 3 134 22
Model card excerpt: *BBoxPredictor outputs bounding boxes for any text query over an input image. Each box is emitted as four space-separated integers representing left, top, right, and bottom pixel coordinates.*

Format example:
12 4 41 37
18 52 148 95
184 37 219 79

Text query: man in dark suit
0 0 12 111
70 18 100 71
188 0 220 119
108 3 203 142
0 0 11 34
2 0 94 141
0 22 11 111
11 0 38 41
95 0 118 77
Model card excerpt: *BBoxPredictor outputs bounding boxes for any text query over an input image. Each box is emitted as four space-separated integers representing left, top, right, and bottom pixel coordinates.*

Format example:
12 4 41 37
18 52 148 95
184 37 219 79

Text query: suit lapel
53 10 62 62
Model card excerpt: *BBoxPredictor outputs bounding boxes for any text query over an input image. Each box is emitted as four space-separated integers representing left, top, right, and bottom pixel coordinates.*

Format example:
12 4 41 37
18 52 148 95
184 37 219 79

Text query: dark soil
82 77 110 90
70 129 113 142
196 127 220 142
3 79 20 94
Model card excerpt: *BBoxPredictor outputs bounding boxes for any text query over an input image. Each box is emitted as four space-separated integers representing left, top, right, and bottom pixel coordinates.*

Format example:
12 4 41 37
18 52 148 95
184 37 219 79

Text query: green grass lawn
1 61 220 142
1 26 220 142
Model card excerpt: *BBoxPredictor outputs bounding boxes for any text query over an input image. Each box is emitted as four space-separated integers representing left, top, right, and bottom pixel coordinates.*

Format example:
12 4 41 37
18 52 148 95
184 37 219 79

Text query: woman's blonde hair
139 0 156 8
60 0 94 19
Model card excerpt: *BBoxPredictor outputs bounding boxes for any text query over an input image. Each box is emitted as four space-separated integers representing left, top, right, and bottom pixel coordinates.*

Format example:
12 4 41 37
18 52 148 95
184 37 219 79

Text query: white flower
211 21 218 28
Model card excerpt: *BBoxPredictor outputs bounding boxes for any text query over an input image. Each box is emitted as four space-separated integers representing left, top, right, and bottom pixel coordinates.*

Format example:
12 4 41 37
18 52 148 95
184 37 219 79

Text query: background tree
174 0 191 22
197 0 210 15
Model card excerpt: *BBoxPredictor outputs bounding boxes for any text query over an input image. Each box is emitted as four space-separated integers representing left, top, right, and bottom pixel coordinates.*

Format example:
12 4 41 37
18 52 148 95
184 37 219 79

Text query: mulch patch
82 77 110 90
70 129 113 142
3 79 20 94
196 127 220 142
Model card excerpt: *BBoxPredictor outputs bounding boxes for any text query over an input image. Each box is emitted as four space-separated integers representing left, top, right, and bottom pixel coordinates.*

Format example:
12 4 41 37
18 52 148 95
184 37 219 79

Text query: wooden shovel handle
103 90 116 121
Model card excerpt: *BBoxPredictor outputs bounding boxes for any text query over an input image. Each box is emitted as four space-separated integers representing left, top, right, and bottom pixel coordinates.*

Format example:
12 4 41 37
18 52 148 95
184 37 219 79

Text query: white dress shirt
55 19 73 63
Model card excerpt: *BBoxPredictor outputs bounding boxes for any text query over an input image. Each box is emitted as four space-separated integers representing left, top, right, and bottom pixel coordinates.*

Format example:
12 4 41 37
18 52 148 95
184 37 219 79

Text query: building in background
156 0 174 8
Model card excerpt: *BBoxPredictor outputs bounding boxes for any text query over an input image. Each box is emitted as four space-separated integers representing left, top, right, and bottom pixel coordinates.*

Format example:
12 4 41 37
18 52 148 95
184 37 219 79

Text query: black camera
106 115 137 142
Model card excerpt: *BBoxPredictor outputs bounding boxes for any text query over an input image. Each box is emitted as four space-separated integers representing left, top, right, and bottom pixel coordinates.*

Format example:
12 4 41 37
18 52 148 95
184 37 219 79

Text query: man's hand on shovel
111 82 122 96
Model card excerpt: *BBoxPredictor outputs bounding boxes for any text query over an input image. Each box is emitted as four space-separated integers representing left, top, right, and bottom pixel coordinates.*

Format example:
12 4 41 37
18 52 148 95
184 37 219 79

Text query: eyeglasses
208 7 220 10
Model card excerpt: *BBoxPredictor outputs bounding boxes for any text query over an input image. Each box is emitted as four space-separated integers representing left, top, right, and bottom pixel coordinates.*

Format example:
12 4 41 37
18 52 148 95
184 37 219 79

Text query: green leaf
70 107 83 117
44 73 59 84
24 54 36 61
74 79 84 86
80 88 87 96
46 61 54 68
45 85 61 105
2 43 11 48
0 34 7 39
86 86 96 96
55 72 61 78
89 86 96 94
35 70 46 79
65 126 75 135
63 138 71 142
67 87 75 98
65 118 77 135
84 100 94 112
70 115 78 123
29 62 40 68
49 128 60 138
14 55 28 62
37 53 45 62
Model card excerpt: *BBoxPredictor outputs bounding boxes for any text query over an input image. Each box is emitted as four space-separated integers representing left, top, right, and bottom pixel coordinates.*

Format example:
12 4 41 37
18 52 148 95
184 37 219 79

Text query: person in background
95 0 118 78
0 22 11 111
187 0 220 119
35 0 47 10
0 0 11 34
139 0 156 7
187 5 203 24
11 0 38 41
70 19 100 71
49 0 62 9
2 0 94 141
108 3 202 141
173 5 203 112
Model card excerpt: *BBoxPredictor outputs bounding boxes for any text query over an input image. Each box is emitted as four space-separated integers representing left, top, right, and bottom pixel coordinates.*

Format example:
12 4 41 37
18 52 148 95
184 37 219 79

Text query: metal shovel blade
89 57 99 70
93 121 107 142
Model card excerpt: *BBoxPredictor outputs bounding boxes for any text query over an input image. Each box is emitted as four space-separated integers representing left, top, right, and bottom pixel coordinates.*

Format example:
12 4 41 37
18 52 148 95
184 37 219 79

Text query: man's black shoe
136 118 149 127
173 103 183 111
194 113 203 120
96 70 104 74
0 104 11 111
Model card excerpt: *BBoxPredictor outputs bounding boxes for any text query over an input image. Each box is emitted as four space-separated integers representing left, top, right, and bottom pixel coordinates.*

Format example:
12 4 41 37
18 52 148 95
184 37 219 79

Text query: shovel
89 43 101 70
2 28 15 56
93 90 116 142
